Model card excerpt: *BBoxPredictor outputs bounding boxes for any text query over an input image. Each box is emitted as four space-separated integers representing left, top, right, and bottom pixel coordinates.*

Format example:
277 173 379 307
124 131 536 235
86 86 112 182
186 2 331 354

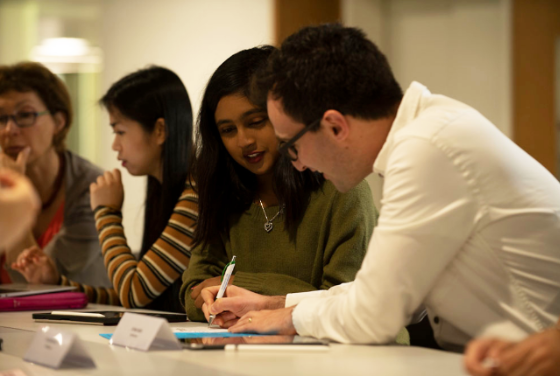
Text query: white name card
110 312 181 351
23 326 95 369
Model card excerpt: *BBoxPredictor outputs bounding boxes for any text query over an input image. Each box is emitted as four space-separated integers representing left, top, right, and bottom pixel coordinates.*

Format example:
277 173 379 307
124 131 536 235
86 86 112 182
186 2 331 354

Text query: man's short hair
254 23 402 129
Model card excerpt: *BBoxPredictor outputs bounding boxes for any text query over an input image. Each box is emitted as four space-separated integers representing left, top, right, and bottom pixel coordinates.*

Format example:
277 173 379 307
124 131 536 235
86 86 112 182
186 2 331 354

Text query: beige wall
343 0 511 136
342 0 512 210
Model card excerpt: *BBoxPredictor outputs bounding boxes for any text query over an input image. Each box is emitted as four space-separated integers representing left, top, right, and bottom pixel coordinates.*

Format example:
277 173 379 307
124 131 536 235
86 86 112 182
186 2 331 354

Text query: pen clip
220 255 236 282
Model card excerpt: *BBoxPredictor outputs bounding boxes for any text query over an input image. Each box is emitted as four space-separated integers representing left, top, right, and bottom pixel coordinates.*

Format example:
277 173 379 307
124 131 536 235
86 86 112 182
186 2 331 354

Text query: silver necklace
258 199 284 233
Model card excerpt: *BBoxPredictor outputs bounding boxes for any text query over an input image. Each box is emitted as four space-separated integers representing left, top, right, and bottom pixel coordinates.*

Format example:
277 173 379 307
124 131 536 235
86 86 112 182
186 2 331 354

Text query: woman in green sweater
180 46 376 322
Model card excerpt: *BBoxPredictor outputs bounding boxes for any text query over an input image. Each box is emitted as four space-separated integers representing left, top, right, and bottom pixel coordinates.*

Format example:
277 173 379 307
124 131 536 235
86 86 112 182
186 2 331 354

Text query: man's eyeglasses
278 117 321 162
0 110 50 129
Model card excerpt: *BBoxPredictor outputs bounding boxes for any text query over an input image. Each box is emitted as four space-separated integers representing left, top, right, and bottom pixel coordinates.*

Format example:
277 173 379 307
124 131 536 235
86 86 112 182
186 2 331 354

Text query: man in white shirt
201 24 560 353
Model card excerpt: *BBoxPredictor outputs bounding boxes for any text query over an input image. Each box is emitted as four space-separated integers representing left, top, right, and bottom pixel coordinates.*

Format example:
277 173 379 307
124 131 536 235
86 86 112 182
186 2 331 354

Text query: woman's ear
155 118 167 145
53 112 66 134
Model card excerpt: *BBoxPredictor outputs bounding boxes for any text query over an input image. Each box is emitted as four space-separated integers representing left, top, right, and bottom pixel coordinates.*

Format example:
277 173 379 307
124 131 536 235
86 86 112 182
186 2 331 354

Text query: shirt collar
373 81 431 177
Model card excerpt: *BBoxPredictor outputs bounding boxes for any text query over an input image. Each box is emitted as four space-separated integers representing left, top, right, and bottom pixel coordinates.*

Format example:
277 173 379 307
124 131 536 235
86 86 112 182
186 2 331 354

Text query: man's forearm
266 295 287 310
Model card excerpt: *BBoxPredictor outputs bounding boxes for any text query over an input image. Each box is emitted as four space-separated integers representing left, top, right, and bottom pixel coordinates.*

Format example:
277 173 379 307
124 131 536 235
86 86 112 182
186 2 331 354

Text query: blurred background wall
0 0 558 252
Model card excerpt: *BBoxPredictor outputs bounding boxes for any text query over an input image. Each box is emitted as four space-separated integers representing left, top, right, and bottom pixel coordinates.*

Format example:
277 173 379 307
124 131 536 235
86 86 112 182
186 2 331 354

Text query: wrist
286 306 297 335
53 271 61 285
265 295 287 310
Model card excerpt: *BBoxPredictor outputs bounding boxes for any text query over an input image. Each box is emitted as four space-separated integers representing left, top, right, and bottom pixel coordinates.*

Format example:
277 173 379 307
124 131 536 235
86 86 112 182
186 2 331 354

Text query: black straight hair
194 46 323 247
100 66 193 260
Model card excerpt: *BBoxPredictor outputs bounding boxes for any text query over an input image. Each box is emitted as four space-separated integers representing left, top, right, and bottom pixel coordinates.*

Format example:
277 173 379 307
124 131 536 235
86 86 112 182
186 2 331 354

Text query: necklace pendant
264 222 274 233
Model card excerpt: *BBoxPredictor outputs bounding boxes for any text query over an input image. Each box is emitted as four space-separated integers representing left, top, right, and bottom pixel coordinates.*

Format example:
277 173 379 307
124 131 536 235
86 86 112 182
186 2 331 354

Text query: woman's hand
11 246 59 284
201 285 286 328
228 307 297 335
0 147 30 174
191 275 235 309
90 169 124 211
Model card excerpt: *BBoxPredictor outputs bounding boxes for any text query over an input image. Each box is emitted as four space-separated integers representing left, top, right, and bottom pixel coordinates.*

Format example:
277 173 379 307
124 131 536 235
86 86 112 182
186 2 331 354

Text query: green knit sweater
180 180 376 322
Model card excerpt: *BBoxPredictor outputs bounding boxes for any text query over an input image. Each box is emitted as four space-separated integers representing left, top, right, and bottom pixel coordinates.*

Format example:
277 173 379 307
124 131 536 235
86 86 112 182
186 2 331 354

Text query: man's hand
90 169 124 211
200 285 286 328
190 276 234 309
11 246 59 284
464 338 514 376
464 328 560 376
228 307 297 335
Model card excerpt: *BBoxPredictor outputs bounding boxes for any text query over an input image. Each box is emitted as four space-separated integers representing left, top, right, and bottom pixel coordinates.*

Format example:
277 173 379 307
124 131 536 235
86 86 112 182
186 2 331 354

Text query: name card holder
23 326 95 369
110 312 182 351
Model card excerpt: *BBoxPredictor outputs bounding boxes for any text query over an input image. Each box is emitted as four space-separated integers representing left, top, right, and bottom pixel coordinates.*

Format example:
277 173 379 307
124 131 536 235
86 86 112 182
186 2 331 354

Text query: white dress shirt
287 82 560 350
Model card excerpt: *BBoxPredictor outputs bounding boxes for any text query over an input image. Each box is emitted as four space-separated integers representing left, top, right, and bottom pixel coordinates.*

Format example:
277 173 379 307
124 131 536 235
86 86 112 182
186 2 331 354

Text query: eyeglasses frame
0 110 50 129
278 117 322 162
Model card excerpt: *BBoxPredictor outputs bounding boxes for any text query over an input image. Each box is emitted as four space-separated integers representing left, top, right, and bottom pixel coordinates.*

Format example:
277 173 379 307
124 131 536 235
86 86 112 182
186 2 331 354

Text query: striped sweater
60 184 198 308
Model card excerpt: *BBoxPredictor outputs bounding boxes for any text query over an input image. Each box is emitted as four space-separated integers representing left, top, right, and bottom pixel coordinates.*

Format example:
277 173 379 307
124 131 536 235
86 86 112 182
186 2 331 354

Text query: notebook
0 291 88 312
0 283 76 298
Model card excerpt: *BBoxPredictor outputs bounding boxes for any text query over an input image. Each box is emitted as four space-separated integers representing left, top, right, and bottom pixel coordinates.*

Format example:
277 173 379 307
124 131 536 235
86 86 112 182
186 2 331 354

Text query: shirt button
434 316 440 324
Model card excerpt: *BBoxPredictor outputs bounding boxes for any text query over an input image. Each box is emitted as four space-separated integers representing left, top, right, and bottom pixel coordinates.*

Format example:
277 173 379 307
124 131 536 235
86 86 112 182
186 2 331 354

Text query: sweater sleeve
180 241 227 321
319 180 376 290
96 185 198 308
233 273 322 295
59 275 120 306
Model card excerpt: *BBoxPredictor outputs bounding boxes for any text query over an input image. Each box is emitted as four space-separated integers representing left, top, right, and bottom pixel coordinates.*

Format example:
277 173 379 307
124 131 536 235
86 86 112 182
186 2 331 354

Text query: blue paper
99 332 262 340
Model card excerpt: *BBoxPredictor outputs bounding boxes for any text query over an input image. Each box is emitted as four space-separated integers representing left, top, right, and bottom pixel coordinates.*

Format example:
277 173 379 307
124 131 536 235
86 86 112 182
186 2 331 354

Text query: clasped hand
90 169 124 211
11 246 59 285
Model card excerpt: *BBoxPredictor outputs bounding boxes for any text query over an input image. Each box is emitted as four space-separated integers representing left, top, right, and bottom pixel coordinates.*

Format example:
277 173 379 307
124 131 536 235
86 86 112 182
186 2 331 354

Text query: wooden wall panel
512 0 560 174
275 0 340 45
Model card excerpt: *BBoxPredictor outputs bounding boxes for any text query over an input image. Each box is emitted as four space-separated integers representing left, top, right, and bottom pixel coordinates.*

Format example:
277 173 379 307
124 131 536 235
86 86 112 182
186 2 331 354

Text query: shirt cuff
285 290 325 307
291 296 324 337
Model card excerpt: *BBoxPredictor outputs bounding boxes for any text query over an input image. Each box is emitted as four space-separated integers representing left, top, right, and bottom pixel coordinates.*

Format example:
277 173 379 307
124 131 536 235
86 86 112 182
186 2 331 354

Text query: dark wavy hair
254 23 403 129
100 67 193 311
194 46 323 246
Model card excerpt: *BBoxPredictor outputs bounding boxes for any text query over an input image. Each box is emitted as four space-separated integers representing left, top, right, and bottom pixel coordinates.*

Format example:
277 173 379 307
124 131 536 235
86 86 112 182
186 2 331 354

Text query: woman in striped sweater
12 66 197 313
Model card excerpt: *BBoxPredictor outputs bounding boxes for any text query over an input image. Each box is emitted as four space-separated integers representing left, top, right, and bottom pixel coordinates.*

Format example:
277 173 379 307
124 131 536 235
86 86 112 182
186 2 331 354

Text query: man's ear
53 112 66 134
323 110 349 141
155 118 166 145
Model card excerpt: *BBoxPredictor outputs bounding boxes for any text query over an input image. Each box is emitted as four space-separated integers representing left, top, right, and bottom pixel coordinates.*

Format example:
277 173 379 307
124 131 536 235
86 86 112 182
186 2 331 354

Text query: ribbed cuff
94 206 123 220
232 272 265 294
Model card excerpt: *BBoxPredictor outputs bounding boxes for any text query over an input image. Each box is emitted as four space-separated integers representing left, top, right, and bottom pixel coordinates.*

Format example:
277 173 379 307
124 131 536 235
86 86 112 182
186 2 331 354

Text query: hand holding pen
208 255 236 327
201 284 287 329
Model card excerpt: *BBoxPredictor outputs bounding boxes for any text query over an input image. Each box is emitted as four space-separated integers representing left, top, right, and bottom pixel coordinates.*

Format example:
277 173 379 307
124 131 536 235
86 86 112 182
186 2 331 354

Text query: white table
0 304 469 376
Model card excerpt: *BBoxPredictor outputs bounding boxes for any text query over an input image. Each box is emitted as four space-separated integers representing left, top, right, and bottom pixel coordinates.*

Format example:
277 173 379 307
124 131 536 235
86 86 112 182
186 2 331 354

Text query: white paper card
110 312 181 351
23 327 95 369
